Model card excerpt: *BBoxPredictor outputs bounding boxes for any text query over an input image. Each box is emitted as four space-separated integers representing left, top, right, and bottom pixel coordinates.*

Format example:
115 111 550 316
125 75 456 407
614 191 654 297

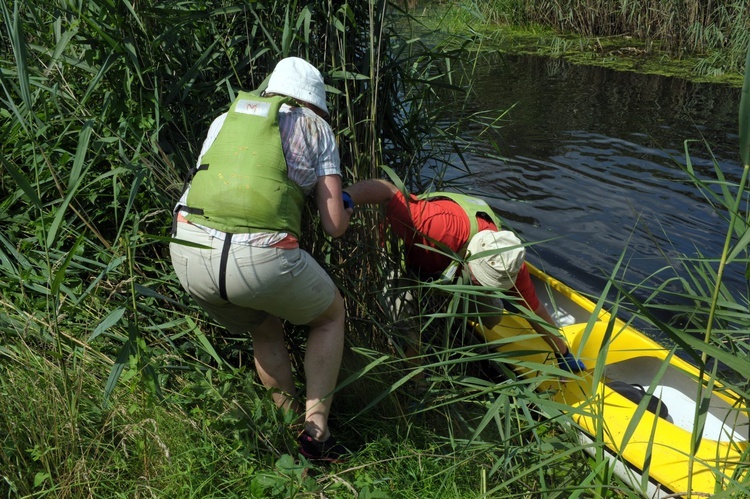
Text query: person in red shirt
343 178 585 372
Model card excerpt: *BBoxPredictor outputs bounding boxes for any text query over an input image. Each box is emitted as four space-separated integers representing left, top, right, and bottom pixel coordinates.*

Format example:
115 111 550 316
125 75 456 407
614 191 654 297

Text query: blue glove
342 191 354 210
556 351 586 373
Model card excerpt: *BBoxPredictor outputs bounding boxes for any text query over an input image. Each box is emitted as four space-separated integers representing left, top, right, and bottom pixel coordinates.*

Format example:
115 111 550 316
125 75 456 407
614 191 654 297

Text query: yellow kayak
475 262 748 498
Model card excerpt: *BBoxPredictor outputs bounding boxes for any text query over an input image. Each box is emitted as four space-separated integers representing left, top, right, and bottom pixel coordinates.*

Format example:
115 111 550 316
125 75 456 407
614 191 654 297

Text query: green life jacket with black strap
417 191 503 282
419 191 502 238
184 91 305 238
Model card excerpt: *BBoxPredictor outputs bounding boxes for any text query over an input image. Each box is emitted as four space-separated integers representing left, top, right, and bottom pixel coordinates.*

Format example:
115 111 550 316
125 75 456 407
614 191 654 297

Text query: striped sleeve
279 106 341 194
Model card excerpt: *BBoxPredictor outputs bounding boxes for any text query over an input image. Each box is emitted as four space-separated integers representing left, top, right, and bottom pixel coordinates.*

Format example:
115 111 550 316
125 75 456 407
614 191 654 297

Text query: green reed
0 0 398 494
450 0 750 79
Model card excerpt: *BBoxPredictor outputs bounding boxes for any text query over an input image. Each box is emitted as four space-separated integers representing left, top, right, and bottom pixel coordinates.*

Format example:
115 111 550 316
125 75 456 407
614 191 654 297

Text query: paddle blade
740 40 750 166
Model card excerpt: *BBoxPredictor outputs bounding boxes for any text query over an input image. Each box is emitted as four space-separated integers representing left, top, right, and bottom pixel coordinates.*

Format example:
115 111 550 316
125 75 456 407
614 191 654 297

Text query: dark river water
428 52 747 319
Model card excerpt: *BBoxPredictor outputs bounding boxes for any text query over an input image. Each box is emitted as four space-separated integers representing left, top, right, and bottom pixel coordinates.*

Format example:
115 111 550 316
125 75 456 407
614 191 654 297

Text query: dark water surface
433 53 747 312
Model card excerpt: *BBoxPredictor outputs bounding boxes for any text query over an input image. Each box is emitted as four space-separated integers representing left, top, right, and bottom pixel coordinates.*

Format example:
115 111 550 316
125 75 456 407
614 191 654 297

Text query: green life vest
418 191 503 241
184 91 305 238
417 191 503 283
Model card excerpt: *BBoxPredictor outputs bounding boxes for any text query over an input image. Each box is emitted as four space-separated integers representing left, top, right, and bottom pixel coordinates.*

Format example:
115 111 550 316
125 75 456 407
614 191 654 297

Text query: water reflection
429 52 746 311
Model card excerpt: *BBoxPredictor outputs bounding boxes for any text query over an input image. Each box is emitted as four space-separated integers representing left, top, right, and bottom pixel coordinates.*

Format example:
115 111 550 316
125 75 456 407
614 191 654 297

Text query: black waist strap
171 204 205 236
219 233 233 301
171 163 209 235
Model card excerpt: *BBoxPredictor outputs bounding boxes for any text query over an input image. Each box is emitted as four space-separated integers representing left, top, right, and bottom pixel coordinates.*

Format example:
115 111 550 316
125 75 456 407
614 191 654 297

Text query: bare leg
250 315 302 414
302 291 346 441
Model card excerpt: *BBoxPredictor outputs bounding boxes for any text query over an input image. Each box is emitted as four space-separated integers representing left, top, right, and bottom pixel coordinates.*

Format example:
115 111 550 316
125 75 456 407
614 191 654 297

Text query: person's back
170 57 353 462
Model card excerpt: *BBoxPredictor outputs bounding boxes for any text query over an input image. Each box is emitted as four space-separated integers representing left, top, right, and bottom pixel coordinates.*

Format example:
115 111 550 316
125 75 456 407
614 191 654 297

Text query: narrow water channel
431 52 747 318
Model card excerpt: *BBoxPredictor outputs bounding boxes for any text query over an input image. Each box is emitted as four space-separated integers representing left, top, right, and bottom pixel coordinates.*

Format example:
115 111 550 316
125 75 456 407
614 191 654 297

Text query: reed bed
441 0 750 79
1 0 749 497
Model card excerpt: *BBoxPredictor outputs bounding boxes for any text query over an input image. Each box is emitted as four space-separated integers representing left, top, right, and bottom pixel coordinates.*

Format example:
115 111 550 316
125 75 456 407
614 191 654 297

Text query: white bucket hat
265 57 328 115
466 230 525 290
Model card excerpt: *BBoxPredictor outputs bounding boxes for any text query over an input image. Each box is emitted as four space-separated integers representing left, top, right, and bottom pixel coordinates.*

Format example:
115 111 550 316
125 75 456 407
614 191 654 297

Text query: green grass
1 0 749 497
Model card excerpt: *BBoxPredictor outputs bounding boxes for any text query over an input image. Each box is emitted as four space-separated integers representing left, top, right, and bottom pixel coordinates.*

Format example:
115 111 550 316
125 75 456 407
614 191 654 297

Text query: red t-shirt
385 190 539 311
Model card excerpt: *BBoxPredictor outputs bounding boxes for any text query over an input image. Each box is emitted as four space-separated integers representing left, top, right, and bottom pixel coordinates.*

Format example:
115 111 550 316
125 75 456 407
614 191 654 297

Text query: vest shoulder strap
418 191 502 240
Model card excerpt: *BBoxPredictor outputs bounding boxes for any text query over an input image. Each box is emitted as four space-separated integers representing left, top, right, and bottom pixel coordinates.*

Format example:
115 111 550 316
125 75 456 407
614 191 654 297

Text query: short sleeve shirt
385 190 539 311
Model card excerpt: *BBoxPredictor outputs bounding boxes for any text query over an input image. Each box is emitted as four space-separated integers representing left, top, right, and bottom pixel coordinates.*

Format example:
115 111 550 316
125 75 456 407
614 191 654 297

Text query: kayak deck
476 262 749 497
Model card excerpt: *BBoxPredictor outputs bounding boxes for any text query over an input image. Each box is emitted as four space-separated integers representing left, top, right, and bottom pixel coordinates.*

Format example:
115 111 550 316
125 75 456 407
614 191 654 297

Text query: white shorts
170 222 338 333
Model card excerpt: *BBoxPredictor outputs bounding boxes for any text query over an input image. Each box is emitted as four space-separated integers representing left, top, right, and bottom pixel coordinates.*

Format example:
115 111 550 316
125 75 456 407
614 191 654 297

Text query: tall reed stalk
0 0 401 494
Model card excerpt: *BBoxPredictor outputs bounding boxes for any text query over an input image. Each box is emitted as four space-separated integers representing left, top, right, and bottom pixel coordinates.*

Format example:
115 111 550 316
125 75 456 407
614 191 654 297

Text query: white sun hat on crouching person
265 57 329 115
466 230 526 290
